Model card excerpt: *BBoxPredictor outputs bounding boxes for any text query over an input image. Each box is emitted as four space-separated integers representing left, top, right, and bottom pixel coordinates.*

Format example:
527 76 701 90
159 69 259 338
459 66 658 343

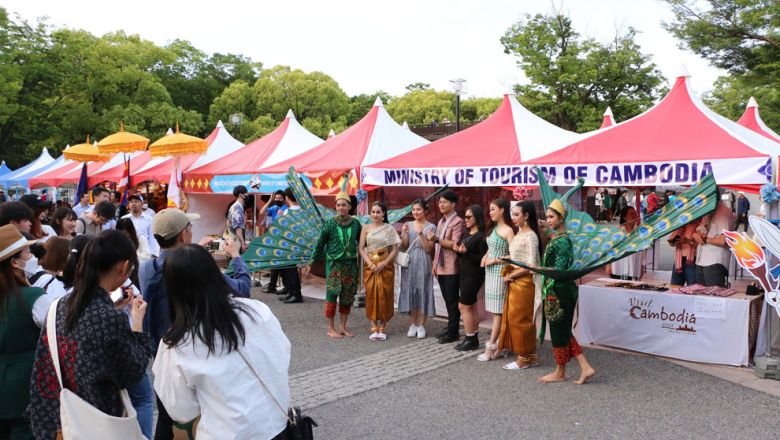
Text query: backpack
28 271 59 293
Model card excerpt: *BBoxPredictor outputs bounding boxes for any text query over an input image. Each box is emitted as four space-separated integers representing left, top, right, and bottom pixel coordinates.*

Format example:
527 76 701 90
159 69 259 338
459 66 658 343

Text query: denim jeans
127 371 154 439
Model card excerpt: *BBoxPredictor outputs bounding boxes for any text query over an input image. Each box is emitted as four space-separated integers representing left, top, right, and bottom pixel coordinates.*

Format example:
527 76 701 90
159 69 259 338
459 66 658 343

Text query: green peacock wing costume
242 167 446 271
504 167 719 280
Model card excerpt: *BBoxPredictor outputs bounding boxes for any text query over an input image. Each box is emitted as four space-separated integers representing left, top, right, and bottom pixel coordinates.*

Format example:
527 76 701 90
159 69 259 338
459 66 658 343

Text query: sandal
477 342 498 362
377 327 387 341
369 326 380 341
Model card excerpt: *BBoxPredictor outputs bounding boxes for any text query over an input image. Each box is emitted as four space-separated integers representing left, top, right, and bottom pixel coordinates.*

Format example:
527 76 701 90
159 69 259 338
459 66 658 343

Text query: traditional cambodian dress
484 228 509 314
364 224 401 323
398 222 436 316
539 232 583 366
311 216 362 317
498 230 541 364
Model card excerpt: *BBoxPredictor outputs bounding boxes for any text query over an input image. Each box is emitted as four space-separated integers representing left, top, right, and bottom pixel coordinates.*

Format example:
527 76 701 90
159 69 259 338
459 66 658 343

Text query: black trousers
281 267 301 296
735 213 749 232
269 269 280 288
437 274 460 336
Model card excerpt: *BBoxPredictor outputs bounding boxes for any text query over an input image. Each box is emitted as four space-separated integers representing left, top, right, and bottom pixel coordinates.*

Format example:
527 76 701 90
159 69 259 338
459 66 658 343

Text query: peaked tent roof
364 94 581 175
534 76 780 165
737 97 780 143
187 111 322 176
260 98 429 173
27 158 78 188
88 151 153 186
529 76 780 187
0 161 12 177
600 107 614 128
0 148 55 188
29 160 106 188
130 121 242 185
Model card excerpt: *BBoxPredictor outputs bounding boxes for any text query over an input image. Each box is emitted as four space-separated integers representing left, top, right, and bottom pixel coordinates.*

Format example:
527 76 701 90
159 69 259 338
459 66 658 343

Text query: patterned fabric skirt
364 249 395 322
484 262 507 314
325 259 359 306
498 271 537 361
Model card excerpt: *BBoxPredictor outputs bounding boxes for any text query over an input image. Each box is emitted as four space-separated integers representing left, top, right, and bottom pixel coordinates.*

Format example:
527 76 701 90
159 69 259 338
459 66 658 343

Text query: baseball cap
20 194 52 208
127 193 144 203
153 209 200 240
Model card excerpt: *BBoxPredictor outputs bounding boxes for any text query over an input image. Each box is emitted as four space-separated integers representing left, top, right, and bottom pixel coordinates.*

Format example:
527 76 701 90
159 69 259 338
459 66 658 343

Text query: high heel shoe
477 342 498 362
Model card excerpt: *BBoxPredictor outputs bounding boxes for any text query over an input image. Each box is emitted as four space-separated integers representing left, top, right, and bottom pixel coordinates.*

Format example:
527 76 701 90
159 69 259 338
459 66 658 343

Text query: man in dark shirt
735 191 750 232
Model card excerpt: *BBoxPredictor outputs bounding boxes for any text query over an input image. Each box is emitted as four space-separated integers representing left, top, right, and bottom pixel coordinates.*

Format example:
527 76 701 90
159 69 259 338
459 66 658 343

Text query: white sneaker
369 332 379 341
416 326 426 339
407 325 418 337
377 332 387 341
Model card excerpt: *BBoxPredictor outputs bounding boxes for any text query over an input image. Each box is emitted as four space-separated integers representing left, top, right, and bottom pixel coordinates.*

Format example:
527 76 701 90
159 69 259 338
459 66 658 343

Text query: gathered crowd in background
0 181 756 439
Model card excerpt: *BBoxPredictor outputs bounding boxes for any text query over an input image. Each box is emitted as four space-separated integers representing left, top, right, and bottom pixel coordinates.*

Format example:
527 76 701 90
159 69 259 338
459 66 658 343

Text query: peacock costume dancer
308 190 362 338
506 168 718 384
243 167 447 338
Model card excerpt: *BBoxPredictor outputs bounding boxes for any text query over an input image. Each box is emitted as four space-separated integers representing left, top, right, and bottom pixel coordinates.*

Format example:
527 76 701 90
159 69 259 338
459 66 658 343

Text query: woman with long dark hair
398 199 436 338
0 225 47 439
153 244 291 439
359 202 400 341
538 200 595 384
30 230 151 439
498 201 543 369
60 235 92 292
453 204 488 351
478 198 514 361
50 207 77 239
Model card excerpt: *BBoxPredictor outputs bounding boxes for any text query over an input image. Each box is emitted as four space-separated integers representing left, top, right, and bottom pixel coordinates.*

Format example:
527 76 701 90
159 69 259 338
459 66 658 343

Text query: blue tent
0 147 55 190
0 161 13 180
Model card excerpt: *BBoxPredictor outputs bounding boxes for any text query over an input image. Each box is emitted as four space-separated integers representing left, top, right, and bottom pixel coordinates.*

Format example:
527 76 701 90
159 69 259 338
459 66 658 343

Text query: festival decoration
512 186 529 201
760 183 780 204
729 216 780 318
63 135 110 162
97 122 149 154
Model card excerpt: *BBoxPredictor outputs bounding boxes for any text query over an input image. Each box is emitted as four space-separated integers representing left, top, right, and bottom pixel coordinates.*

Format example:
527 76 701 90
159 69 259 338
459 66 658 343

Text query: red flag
118 157 130 206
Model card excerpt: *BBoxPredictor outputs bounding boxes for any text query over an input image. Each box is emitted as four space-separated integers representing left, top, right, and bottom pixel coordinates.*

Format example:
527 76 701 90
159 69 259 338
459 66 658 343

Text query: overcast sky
3 0 723 99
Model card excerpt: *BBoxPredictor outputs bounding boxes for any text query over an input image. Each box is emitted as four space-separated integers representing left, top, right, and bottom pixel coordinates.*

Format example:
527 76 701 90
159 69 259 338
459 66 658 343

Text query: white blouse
153 298 291 440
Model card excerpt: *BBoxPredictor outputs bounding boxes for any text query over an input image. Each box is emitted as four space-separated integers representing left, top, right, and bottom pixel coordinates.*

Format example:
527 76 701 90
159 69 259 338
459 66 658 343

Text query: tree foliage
386 89 456 125
663 0 779 129
501 13 666 132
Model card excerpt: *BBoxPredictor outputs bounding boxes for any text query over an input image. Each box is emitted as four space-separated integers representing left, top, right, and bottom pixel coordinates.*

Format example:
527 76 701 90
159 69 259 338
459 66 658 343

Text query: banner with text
362 157 771 187
209 173 313 194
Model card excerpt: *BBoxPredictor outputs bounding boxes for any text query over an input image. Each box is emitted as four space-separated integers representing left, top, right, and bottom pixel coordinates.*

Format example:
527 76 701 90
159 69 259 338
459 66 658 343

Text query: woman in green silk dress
538 199 596 385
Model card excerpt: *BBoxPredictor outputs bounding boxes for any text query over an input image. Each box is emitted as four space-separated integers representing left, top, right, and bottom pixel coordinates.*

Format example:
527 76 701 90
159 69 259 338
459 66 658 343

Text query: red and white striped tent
184 110 322 193
362 94 581 187
260 98 429 194
530 75 780 189
737 97 780 143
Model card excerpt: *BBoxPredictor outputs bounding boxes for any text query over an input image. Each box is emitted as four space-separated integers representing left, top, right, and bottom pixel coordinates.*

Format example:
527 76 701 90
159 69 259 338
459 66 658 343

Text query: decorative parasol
63 135 110 162
149 122 208 157
97 122 149 154
149 123 207 211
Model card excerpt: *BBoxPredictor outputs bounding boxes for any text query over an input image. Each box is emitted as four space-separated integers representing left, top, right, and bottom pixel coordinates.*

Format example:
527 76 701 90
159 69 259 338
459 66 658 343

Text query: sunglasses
464 215 474 219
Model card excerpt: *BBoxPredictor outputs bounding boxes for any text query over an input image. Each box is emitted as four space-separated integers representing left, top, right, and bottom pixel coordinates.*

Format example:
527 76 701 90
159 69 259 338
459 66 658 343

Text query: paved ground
256 287 780 440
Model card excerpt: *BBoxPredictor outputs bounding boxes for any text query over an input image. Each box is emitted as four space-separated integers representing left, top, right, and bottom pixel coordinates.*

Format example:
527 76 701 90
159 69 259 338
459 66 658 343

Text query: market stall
361 94 581 187
529 74 780 189
575 278 762 366
0 147 56 192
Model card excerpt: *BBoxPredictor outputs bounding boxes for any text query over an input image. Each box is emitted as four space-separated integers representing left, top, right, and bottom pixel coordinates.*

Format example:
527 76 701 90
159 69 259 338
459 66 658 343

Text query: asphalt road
258 289 780 440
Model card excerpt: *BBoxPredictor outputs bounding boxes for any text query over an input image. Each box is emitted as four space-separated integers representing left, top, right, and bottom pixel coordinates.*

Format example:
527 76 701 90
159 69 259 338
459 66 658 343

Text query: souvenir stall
184 111 321 241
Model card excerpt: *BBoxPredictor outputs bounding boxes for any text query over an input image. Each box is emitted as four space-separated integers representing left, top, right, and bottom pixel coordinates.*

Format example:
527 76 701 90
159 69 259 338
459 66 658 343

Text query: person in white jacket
153 244 291 440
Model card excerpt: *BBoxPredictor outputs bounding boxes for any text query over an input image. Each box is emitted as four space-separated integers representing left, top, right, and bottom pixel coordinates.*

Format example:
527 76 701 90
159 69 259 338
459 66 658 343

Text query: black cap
127 193 144 203
20 194 52 208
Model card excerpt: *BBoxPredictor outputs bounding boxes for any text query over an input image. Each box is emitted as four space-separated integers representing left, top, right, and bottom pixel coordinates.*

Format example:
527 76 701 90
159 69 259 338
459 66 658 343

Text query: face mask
24 255 39 278
274 200 284 207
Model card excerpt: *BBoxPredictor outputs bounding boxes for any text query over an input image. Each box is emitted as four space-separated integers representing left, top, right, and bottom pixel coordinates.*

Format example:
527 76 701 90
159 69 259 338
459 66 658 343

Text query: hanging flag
118 156 130 206
75 163 88 201
166 159 187 210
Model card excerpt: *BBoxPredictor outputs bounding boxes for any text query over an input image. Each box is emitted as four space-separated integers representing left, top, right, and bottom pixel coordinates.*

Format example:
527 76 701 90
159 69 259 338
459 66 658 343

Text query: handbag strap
236 349 293 424
46 297 64 390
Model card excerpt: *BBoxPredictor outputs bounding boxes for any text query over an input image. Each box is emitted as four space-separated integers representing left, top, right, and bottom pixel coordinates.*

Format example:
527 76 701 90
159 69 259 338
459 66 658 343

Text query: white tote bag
46 298 147 440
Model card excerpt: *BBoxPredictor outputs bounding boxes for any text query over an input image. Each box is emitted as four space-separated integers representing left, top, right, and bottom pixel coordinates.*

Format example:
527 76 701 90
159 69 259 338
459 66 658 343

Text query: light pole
229 113 243 134
450 79 466 132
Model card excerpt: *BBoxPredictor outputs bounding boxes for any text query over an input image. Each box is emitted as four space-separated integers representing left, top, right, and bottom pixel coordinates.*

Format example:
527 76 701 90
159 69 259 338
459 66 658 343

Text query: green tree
663 0 779 128
154 39 261 118
348 91 392 125
386 89 455 125
405 82 430 91
460 97 502 122
501 14 666 132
